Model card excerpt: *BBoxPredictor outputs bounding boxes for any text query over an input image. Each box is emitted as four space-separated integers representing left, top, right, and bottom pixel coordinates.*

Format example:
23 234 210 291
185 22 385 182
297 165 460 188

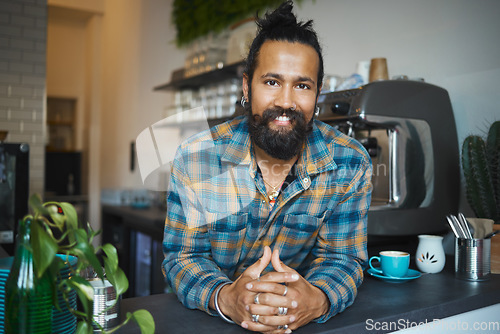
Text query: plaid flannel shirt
162 115 372 323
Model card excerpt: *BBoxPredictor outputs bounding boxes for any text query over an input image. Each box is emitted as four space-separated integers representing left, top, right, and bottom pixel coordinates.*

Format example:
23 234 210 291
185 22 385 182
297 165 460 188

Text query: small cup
369 251 410 277
369 57 389 82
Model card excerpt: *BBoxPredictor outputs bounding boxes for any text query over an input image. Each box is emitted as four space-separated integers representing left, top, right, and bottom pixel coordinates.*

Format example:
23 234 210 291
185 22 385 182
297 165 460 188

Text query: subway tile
21 97 43 109
22 51 45 63
7 109 34 120
34 64 45 75
21 120 43 132
23 4 46 18
23 27 46 40
0 121 20 132
0 96 20 108
35 17 45 28
10 85 33 97
11 14 35 27
8 133 33 143
30 142 44 155
35 41 45 52
31 180 45 195
0 24 23 38
32 87 44 98
0 73 21 84
0 13 8 24
9 61 34 73
0 49 23 61
10 38 35 51
20 74 44 86
0 1 22 15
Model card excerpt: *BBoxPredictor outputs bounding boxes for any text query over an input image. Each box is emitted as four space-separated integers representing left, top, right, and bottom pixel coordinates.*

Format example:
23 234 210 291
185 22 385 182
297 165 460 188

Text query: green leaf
130 310 155 334
101 243 119 274
105 265 128 296
60 202 79 230
31 218 58 278
65 275 94 316
73 229 104 278
29 193 50 216
75 320 93 334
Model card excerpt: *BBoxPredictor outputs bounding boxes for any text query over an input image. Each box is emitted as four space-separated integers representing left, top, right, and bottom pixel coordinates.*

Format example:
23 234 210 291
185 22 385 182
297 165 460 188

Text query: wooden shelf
154 61 245 91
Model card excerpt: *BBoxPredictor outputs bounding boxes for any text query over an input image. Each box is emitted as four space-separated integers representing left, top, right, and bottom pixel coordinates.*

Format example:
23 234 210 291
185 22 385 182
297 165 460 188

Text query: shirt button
303 177 310 184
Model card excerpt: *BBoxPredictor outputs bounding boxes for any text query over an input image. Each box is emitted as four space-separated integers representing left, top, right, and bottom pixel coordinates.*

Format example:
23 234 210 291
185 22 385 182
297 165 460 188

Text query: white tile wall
0 0 47 197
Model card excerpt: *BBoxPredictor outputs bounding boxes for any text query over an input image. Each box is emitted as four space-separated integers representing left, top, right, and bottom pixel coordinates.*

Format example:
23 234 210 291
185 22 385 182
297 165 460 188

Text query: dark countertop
118 261 500 333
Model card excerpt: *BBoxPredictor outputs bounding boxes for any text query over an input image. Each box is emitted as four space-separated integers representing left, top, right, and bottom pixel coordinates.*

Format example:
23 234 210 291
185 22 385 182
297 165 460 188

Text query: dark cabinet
101 205 167 298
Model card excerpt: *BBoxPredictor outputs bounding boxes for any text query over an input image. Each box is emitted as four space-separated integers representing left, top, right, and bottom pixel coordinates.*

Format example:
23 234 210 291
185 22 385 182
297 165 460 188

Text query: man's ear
316 83 323 102
242 73 249 101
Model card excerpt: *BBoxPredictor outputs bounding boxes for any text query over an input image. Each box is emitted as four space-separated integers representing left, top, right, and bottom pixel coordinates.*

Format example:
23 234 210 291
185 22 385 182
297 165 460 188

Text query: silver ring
278 306 288 315
254 293 260 304
290 104 296 111
277 324 288 330
251 314 259 322
282 285 288 297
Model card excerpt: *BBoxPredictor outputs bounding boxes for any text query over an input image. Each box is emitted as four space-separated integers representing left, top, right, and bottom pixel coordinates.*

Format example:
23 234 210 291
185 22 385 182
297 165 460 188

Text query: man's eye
297 83 311 90
265 80 279 86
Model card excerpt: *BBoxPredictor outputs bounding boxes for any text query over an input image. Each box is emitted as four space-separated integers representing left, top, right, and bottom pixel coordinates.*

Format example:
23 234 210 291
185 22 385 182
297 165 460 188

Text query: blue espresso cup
369 251 410 277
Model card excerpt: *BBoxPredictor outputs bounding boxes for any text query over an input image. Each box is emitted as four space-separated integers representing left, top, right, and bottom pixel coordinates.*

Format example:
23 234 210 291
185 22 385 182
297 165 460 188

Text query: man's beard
248 107 314 161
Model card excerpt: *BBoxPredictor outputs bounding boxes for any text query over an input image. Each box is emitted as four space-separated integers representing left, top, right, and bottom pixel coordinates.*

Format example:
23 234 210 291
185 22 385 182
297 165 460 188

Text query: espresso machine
317 80 460 237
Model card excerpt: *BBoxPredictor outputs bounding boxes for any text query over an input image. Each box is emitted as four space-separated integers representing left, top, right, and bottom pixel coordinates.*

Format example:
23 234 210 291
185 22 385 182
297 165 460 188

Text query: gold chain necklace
262 176 286 201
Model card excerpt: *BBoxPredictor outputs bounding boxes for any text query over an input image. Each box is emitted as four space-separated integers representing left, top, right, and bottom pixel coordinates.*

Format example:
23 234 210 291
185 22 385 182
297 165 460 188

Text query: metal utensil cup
455 238 491 281
89 279 120 331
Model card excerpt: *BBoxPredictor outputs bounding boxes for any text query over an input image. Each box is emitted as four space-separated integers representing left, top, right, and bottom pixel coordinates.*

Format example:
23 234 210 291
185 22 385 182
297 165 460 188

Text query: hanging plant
172 0 304 46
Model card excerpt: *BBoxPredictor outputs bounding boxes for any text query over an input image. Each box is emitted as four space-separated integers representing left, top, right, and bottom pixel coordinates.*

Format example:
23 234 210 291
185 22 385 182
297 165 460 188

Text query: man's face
243 40 320 160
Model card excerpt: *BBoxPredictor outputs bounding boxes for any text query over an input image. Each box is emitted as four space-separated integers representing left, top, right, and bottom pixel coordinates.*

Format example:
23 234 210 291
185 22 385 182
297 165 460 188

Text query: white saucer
367 268 421 283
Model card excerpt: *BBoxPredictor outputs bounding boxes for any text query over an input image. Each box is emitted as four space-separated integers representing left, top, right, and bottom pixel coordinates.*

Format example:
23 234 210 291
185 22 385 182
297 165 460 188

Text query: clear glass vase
5 218 53 333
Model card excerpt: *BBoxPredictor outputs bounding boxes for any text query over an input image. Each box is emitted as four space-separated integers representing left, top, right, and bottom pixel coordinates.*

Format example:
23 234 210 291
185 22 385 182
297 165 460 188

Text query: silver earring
241 96 247 107
315 106 320 117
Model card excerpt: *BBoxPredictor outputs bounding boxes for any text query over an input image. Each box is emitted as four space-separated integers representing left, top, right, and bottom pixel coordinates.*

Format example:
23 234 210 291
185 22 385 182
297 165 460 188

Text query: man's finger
246 245 272 279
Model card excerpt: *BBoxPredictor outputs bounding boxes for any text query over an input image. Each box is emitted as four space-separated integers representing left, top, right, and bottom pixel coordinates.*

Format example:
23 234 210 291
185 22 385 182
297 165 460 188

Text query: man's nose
274 86 296 110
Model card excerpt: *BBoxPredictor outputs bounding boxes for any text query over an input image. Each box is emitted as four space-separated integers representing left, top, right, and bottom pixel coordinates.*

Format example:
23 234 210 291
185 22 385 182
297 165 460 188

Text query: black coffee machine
317 80 460 237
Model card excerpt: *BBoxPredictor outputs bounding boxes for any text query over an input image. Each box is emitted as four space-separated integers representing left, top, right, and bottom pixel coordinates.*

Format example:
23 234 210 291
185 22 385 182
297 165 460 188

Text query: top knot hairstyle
244 0 324 95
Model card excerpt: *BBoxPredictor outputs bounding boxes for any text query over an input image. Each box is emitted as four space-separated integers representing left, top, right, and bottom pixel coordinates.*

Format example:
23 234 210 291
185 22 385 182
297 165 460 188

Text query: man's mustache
254 107 305 124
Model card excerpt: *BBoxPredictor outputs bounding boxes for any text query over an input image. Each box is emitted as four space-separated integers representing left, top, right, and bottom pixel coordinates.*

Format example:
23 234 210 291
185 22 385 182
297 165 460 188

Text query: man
163 1 372 333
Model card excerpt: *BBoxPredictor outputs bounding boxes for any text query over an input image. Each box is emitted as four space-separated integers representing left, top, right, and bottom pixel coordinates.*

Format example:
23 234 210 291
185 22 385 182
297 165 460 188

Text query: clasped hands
215 246 329 333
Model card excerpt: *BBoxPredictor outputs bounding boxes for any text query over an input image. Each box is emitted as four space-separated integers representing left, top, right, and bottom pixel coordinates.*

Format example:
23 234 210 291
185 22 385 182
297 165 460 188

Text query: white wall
100 0 184 190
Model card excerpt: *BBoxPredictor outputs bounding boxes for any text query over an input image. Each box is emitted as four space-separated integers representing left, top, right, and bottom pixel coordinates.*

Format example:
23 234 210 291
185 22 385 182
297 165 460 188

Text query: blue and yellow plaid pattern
163 116 372 323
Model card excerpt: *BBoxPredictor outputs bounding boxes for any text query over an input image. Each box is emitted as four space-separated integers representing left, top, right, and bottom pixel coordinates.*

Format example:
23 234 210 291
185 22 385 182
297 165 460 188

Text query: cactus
462 121 500 222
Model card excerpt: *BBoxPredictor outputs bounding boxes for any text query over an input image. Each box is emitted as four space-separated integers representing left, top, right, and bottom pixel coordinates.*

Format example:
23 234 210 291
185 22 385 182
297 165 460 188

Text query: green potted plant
462 120 500 223
462 120 500 273
7 194 155 333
